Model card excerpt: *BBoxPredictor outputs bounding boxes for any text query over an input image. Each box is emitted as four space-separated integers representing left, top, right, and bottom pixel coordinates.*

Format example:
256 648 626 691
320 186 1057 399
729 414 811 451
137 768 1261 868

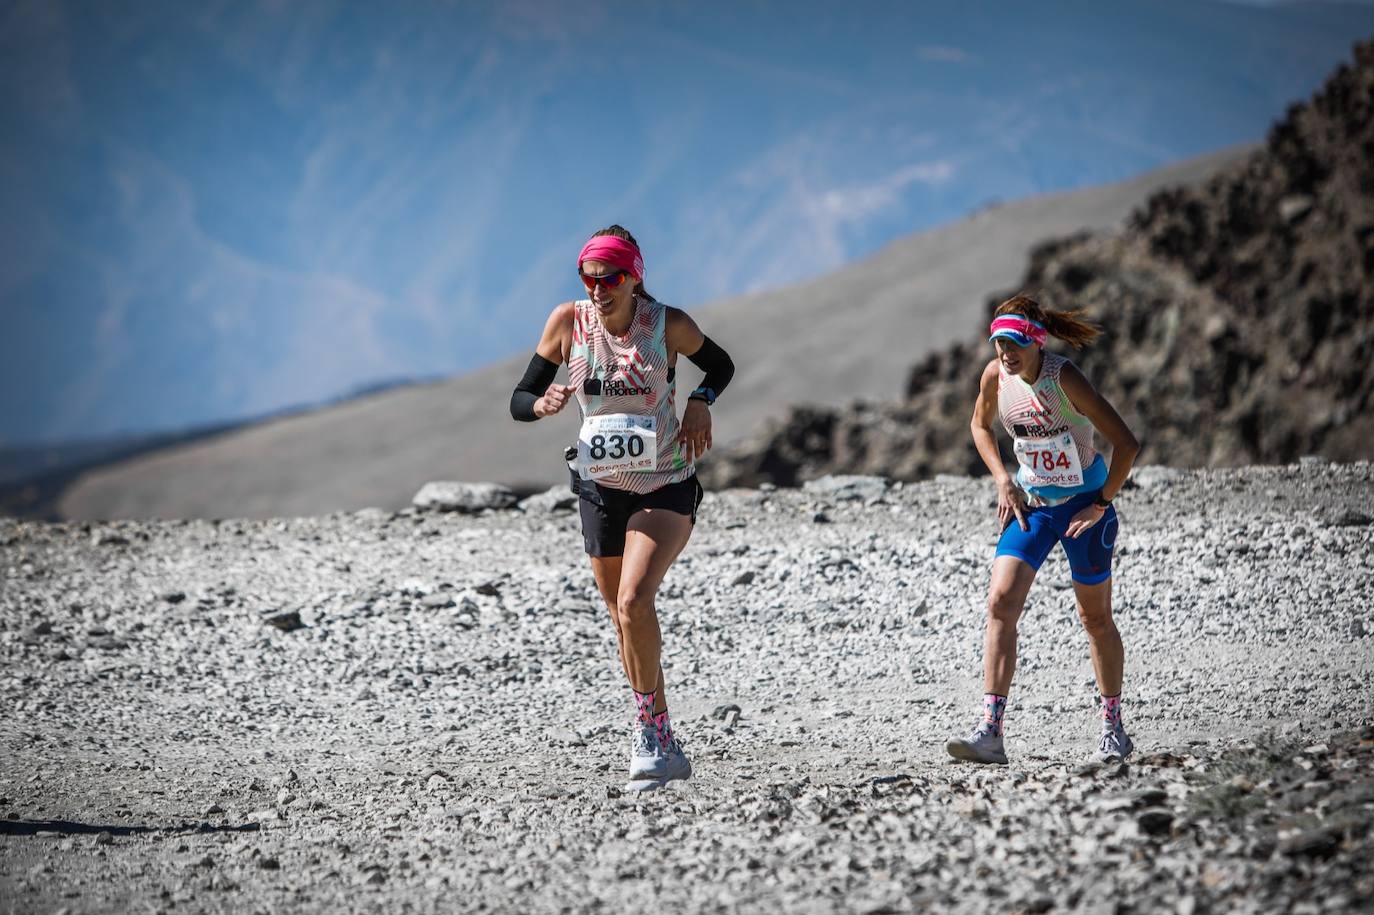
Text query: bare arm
971 359 1008 482
1058 362 1140 502
1059 361 1141 538
665 307 713 462
535 302 574 365
664 306 705 359
971 359 1027 531
525 303 576 419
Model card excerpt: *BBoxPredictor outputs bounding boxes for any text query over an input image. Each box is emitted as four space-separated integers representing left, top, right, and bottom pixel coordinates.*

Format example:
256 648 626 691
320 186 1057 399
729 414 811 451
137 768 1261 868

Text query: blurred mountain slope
51 148 1248 519
700 42 1374 487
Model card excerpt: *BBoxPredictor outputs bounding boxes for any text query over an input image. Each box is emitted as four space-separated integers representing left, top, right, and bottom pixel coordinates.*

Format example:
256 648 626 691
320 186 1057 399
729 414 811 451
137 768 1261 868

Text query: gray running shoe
627 727 692 791
1096 723 1134 762
946 723 1009 765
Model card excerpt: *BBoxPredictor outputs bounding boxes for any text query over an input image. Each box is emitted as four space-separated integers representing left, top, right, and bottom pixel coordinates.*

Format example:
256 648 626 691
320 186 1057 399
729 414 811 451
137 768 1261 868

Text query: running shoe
627 726 692 790
946 723 1009 765
628 722 662 781
1096 723 1134 762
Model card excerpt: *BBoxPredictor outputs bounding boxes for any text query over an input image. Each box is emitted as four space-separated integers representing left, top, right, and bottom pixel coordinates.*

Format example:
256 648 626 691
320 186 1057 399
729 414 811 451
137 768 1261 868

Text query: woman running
510 225 734 790
947 295 1140 765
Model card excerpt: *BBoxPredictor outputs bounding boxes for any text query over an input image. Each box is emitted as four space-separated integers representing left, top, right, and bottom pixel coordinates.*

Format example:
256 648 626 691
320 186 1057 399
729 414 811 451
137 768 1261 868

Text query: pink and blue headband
989 314 1047 347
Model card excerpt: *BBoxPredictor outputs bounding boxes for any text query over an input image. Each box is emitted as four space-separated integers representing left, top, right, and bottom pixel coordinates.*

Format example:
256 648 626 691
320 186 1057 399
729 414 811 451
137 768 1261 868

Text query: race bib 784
1013 431 1084 488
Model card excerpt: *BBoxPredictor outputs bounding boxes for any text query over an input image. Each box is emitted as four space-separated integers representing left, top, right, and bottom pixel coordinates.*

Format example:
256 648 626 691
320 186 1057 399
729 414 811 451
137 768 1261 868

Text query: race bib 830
577 413 658 479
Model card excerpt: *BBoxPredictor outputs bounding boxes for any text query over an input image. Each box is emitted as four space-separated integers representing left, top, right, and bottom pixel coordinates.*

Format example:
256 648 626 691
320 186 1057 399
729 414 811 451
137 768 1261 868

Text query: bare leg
1072 578 1122 696
614 507 693 713
589 554 670 713
589 555 627 671
948 556 1040 763
983 556 1038 695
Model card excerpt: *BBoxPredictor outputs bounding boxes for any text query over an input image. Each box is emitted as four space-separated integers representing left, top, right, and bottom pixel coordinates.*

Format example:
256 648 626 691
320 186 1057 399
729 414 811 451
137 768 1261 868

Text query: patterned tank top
567 295 692 494
997 351 1106 500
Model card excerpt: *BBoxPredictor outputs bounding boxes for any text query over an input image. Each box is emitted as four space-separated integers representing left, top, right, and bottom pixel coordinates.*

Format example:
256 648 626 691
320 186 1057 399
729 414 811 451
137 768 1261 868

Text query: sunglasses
578 269 630 291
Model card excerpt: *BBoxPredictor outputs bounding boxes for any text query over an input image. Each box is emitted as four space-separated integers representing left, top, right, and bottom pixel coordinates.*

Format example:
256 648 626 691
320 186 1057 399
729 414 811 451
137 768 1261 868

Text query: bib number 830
577 412 659 479
588 433 645 461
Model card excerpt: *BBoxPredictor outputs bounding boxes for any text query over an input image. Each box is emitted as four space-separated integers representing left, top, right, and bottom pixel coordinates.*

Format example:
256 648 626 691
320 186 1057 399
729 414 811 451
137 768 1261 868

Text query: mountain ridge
699 41 1374 488
48 147 1252 520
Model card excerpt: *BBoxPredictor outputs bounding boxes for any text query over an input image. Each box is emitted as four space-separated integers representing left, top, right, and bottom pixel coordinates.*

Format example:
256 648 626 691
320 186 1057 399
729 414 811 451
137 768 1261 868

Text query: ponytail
996 294 1100 348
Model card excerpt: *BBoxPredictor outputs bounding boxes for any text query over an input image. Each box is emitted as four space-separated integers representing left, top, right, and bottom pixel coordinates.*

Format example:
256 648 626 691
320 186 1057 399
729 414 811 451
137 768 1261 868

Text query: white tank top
567 295 692 494
997 352 1105 499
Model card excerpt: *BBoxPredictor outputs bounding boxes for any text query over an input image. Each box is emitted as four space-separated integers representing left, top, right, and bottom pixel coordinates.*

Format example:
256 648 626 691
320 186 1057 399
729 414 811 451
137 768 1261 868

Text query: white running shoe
946 723 1009 765
1096 723 1134 762
627 724 692 790
628 722 662 781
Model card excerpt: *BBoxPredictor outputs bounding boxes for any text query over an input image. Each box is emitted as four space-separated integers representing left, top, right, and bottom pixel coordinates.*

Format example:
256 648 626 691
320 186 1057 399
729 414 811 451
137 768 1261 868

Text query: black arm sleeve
510 353 559 422
684 335 735 400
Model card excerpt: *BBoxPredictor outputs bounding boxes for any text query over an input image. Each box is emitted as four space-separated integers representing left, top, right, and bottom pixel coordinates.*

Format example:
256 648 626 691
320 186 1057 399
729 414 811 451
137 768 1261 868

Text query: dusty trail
3 462 1372 912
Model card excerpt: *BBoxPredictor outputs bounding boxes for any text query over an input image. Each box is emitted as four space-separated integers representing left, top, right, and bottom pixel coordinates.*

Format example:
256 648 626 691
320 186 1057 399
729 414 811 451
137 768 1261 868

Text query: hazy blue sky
3 0 1372 445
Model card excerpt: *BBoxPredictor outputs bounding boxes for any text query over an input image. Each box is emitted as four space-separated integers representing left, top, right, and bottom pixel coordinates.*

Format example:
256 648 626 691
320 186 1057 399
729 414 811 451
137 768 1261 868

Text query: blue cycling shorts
995 490 1118 585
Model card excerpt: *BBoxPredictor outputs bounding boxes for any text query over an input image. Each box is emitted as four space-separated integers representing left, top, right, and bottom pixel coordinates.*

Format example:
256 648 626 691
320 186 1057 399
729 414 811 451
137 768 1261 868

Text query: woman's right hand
534 383 575 418
997 477 1029 531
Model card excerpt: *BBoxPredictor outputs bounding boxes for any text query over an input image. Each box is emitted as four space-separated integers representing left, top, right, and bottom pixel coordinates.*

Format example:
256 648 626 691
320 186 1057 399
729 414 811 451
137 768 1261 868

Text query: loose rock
412 482 518 513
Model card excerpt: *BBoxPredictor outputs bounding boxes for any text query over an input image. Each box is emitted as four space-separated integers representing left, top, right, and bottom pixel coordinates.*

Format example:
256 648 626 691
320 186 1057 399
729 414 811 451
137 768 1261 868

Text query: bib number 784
1024 448 1072 471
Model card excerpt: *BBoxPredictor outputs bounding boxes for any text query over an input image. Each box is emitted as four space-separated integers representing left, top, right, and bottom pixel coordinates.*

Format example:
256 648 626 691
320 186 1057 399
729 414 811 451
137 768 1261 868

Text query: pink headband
989 314 1047 347
577 235 644 281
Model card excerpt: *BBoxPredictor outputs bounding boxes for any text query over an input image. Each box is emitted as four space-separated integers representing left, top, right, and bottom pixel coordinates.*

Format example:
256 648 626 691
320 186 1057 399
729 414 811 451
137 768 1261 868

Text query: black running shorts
575 474 703 558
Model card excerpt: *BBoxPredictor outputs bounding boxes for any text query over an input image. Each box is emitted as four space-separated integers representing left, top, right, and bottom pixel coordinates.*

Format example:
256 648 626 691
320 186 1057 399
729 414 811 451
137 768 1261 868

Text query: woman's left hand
1065 503 1106 539
678 399 713 462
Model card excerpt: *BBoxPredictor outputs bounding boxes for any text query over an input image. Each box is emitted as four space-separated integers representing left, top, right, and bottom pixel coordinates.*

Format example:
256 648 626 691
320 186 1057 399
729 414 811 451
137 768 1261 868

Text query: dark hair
995 294 1101 348
590 224 655 302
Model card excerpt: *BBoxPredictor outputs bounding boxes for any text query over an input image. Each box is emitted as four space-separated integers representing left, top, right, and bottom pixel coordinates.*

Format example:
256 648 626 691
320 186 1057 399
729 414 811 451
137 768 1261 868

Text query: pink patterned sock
1102 693 1123 729
982 693 1007 737
652 709 674 747
633 688 657 724
632 688 674 747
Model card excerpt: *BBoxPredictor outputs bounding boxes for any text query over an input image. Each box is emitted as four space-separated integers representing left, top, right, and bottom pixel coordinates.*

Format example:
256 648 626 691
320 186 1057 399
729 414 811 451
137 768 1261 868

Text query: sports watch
688 386 716 406
1094 495 1113 508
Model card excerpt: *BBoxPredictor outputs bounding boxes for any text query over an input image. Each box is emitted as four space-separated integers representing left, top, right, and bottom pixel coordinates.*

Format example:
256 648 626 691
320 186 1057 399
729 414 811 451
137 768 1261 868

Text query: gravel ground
3 461 1373 913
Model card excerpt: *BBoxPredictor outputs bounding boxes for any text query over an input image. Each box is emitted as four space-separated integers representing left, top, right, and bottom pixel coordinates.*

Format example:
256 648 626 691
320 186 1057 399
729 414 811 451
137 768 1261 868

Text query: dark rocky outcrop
702 40 1374 489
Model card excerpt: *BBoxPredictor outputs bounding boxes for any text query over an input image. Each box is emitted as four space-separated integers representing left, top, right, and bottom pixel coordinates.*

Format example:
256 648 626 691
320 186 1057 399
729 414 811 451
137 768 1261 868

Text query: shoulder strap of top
1040 351 1065 383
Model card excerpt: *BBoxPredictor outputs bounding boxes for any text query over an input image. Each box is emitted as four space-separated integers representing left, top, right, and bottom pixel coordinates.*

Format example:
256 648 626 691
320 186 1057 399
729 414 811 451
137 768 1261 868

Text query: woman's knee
987 587 1024 625
615 583 655 627
1077 605 1116 636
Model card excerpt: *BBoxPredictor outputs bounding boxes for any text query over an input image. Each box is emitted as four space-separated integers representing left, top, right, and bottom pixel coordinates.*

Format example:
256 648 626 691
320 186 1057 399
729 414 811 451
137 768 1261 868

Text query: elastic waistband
1021 486 1095 509
1026 492 1075 508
